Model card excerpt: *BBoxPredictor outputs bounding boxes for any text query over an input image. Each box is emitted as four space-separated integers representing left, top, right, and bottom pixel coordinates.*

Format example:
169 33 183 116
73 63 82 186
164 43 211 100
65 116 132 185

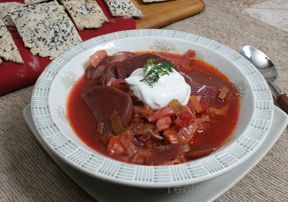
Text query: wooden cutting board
133 0 205 29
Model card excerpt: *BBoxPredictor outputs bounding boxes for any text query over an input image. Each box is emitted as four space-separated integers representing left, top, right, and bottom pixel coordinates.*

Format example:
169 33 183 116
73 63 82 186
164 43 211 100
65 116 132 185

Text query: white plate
31 29 274 187
23 105 288 202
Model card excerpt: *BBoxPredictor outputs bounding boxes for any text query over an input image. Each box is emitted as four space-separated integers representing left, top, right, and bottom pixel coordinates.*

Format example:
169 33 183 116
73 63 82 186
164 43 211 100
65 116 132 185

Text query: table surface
1 0 288 201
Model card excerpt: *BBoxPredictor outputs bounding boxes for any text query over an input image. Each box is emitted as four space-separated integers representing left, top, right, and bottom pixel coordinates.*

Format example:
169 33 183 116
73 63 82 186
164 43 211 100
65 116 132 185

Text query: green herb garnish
140 59 174 87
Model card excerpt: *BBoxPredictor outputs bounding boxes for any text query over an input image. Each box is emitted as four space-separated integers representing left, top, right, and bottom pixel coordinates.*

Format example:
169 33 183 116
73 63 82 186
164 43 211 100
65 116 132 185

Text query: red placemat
0 0 136 95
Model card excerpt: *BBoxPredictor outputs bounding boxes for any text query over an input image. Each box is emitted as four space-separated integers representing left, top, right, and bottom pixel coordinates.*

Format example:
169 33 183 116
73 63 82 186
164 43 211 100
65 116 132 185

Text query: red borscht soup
67 50 240 165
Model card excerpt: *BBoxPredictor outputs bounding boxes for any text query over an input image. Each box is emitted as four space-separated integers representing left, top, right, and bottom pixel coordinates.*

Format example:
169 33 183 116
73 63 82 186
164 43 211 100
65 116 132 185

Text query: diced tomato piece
107 136 125 155
176 50 197 72
89 50 108 68
156 116 172 131
175 111 194 128
183 49 196 60
148 107 175 122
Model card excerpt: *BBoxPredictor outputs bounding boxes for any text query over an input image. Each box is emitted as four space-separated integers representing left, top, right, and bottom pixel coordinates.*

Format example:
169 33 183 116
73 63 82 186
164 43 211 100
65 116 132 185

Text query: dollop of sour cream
125 67 191 110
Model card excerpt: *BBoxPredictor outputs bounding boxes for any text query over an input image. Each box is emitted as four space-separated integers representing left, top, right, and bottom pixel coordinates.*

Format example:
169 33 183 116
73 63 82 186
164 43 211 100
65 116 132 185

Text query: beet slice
84 53 171 85
84 52 137 84
82 86 133 134
116 54 161 78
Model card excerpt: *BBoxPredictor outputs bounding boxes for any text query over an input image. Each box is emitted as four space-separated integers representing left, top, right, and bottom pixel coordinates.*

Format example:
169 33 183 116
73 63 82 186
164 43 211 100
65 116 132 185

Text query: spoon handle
270 82 283 96
278 94 288 114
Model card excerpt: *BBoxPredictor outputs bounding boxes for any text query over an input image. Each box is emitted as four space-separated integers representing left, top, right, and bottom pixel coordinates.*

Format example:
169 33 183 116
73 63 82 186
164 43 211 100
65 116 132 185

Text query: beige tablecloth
1 1 288 201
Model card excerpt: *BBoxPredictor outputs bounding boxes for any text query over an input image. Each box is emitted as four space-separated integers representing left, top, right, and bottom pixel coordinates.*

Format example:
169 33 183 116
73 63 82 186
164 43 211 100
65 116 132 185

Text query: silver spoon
240 45 288 113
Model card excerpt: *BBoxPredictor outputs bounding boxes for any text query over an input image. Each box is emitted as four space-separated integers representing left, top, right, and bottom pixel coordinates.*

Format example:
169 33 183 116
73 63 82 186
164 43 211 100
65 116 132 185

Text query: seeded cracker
10 1 82 60
0 2 23 26
60 0 109 31
0 19 23 64
104 0 143 17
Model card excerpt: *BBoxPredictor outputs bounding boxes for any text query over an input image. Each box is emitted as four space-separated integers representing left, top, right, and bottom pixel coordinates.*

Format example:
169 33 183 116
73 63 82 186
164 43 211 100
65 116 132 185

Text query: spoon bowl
240 45 288 113
240 46 277 83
